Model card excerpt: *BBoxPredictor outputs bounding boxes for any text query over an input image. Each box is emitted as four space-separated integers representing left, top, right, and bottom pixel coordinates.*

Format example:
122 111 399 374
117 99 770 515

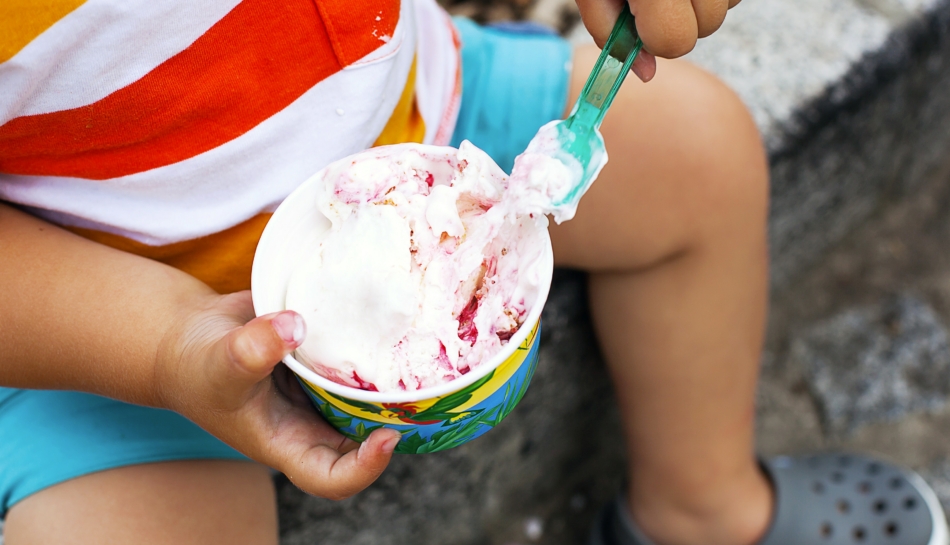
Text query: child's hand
576 0 739 81
154 290 400 500
0 203 395 498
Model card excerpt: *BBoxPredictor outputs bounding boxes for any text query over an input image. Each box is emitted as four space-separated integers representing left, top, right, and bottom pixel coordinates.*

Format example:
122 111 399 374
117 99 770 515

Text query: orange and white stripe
0 0 461 293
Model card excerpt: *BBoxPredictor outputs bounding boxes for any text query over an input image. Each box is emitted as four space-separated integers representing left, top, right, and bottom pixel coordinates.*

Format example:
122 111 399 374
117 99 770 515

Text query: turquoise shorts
0 19 571 518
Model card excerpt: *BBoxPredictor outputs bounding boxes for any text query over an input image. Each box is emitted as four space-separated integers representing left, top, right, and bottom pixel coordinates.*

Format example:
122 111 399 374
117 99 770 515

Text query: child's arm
0 202 399 499
575 0 739 81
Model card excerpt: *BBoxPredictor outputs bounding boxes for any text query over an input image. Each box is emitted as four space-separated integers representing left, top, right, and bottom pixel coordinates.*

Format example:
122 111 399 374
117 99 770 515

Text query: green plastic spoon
551 4 642 209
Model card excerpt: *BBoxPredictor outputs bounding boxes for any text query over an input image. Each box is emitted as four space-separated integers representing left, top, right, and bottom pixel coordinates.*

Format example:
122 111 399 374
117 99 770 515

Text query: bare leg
5 460 277 545
550 49 772 545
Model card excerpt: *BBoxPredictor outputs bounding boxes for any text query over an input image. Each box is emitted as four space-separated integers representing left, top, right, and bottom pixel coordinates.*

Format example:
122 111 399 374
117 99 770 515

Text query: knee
627 61 769 244
554 51 769 269
663 62 770 238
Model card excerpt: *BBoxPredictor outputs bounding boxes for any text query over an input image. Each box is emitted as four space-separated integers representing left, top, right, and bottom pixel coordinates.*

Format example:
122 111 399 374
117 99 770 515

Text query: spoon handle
565 4 642 134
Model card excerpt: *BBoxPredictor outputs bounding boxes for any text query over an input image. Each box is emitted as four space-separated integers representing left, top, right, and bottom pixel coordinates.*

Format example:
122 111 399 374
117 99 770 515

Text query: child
0 0 944 544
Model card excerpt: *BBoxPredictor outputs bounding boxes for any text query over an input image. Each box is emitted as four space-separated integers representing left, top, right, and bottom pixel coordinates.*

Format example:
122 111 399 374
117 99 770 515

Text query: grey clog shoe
590 453 949 545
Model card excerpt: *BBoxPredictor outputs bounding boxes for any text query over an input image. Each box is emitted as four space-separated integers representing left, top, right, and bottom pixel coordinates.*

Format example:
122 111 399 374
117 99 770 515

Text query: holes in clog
820 522 834 538
884 522 899 537
853 526 867 541
813 481 825 494
873 499 888 514
837 499 851 514
903 497 917 510
867 462 882 475
858 481 873 494
832 471 846 483
889 477 904 490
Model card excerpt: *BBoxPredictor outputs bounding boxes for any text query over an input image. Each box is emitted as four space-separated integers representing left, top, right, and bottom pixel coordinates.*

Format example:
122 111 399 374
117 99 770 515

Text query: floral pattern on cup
298 322 541 454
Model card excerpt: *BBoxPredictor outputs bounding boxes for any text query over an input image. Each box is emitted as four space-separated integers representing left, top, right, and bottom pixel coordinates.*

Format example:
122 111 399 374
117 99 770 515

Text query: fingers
215 374 396 500
629 0 698 58
160 294 397 501
692 0 729 38
631 50 657 82
282 428 401 500
232 376 397 500
230 311 305 379
575 0 658 81
204 310 306 404
576 0 734 61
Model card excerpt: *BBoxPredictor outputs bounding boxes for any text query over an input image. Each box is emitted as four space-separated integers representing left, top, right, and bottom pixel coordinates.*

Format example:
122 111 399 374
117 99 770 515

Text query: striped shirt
0 0 461 292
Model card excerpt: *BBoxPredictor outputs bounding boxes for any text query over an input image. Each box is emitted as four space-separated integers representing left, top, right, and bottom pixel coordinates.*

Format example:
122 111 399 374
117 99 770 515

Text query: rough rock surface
755 160 950 514
685 0 950 288
920 460 950 514
792 295 950 435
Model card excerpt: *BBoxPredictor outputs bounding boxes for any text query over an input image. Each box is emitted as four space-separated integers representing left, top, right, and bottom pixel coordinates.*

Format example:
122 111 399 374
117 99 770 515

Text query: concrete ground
757 159 950 508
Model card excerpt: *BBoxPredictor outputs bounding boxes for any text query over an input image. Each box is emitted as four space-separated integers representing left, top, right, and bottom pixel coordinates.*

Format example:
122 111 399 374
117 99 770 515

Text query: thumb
214 311 306 398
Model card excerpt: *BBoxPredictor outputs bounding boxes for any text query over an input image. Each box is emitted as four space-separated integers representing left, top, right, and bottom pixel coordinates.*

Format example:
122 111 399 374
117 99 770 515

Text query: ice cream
285 139 578 393
508 120 588 223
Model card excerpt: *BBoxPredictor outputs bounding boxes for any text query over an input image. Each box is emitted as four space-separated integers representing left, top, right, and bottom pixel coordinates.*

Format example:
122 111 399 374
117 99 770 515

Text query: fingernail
358 432 399 460
381 433 400 454
357 438 369 461
273 312 306 344
631 52 658 83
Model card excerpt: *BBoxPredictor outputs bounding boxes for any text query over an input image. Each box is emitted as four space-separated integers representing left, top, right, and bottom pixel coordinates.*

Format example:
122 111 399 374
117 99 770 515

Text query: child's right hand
576 0 741 81
153 290 401 500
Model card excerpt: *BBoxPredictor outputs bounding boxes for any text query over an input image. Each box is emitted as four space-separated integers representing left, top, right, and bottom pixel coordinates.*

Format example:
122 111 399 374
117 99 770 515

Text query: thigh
0 388 272 544
5 460 277 545
550 48 768 271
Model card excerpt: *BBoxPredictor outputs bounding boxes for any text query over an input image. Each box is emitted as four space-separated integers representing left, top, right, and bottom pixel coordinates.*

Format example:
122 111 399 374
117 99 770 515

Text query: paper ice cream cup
251 145 554 454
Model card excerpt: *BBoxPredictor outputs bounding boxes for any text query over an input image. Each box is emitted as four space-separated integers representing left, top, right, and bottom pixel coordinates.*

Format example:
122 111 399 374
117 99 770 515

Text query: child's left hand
153 290 401 500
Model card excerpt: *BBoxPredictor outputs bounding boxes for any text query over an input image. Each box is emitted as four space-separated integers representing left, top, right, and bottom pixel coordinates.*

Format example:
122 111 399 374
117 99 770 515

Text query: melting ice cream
285 131 586 392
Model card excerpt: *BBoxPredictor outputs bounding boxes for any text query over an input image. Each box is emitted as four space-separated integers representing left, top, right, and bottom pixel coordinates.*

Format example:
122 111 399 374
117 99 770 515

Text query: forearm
0 202 216 407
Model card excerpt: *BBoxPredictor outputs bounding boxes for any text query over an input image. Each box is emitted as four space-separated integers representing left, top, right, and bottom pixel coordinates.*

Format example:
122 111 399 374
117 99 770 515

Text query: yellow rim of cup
298 321 541 424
